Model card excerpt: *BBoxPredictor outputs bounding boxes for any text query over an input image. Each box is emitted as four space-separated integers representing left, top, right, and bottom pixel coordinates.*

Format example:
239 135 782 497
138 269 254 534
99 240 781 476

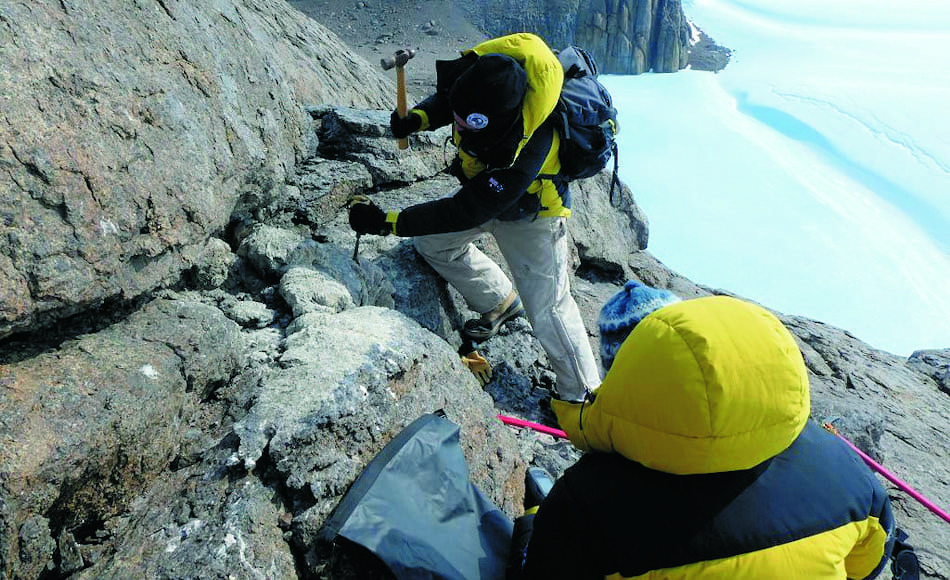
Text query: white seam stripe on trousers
413 216 600 401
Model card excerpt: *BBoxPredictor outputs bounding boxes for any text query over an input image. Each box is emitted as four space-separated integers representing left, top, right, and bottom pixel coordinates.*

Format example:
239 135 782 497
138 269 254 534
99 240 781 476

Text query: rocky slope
0 0 391 341
0 1 947 579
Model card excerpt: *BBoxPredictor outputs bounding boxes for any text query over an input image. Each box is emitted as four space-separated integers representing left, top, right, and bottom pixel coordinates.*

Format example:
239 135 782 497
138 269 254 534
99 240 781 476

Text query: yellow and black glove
347 196 398 236
460 349 493 386
390 110 422 139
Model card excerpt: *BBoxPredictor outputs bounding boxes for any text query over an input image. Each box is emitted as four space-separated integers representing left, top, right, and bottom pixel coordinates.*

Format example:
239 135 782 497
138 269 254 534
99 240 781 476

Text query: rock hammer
380 49 415 150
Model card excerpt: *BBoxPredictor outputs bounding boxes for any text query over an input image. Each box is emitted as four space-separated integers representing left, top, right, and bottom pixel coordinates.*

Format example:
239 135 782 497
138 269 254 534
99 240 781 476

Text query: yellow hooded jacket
453 33 568 219
522 297 893 579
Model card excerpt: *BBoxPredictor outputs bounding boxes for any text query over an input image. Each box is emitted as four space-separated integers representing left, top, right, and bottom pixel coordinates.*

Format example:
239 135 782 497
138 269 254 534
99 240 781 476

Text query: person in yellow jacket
510 281 895 579
348 33 600 402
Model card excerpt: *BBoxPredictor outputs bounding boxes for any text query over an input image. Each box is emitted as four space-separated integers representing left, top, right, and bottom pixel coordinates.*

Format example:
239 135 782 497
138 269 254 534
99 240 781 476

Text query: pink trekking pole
822 423 950 525
498 415 950 526
497 414 567 439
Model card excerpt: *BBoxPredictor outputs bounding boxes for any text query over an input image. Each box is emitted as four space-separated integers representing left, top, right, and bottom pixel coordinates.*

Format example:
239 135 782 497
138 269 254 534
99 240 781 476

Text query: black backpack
541 46 621 204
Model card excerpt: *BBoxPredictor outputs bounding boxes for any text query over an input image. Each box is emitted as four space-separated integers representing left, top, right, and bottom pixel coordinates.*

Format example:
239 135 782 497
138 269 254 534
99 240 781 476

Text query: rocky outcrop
465 0 689 74
907 349 950 396
0 0 393 341
6 100 947 579
0 297 245 578
0 99 639 578
1 1 947 579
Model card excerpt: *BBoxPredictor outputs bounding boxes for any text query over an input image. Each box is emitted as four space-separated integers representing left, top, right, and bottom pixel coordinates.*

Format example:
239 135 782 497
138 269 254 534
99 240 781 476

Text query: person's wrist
385 211 399 235
410 109 428 130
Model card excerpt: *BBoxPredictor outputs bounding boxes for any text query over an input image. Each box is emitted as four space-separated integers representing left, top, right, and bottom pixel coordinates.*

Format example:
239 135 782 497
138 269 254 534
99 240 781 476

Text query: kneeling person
512 283 894 579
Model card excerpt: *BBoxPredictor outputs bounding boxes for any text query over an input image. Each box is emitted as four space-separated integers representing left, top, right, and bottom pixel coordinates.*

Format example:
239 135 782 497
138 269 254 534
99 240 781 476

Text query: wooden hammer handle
396 66 409 150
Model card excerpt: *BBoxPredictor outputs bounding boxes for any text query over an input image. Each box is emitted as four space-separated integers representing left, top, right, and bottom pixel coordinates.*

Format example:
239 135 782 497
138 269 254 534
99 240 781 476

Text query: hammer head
380 49 415 70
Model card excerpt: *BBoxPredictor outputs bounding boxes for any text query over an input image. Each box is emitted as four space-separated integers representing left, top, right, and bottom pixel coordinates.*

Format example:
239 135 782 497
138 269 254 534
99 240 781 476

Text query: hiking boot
463 291 525 342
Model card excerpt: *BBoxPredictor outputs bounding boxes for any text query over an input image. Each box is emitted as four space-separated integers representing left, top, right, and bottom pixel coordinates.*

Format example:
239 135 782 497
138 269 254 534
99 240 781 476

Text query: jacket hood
553 296 810 475
466 33 563 138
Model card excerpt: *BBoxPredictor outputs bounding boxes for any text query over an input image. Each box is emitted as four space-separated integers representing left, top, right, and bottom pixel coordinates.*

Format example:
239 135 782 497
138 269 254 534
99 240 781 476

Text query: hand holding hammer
380 49 416 150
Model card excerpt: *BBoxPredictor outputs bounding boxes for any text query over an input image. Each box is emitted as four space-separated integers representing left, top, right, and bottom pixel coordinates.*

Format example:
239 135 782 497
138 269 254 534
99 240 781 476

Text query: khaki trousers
414 217 600 401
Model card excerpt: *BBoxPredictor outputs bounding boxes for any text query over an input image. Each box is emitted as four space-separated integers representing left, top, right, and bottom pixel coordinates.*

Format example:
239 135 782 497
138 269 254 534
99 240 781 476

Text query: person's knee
413 236 447 266
414 235 463 264
412 235 433 256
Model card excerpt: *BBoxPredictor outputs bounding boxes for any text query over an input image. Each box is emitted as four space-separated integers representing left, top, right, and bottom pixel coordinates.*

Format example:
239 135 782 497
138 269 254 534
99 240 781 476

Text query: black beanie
449 54 527 133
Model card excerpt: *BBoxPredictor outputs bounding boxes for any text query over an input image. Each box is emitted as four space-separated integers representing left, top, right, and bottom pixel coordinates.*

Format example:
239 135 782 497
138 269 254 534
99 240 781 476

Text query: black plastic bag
320 412 513 580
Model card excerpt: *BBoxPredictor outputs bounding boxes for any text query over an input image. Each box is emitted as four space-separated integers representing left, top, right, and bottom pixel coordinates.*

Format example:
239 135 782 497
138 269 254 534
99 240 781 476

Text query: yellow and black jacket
522 297 894 579
394 33 570 237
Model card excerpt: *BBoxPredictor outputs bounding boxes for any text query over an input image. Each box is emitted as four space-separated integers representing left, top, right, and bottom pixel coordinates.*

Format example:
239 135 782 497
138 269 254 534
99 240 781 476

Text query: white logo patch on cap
466 113 489 130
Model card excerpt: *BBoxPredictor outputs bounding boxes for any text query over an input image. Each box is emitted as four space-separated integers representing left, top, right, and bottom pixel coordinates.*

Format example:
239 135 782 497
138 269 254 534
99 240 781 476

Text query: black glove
390 110 422 139
348 200 391 236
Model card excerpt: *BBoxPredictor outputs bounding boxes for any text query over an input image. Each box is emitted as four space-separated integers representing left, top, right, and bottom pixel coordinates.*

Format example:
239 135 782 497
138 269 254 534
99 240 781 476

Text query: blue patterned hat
598 281 680 371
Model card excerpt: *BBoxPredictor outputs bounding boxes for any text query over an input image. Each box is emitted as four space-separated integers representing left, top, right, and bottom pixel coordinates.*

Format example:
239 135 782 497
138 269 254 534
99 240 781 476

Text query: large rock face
465 0 689 74
579 0 691 73
0 297 246 579
0 0 393 340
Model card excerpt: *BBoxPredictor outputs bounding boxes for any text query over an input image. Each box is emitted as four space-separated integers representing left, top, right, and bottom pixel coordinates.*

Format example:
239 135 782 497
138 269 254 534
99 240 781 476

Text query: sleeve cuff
411 108 430 131
385 211 400 236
